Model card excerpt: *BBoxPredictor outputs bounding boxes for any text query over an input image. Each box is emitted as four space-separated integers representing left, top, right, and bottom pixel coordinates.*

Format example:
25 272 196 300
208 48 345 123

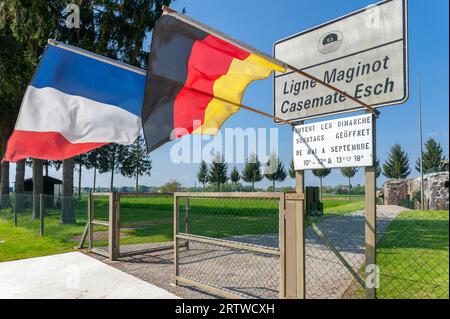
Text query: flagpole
418 74 425 210
47 39 147 76
162 6 380 116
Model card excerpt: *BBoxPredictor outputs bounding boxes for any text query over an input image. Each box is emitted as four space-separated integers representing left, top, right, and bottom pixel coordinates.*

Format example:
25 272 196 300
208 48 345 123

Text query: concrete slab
0 252 178 299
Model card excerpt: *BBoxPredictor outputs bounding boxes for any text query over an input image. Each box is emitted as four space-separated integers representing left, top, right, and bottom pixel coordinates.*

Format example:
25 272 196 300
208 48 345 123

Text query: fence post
13 194 17 227
114 192 120 259
108 192 119 261
295 170 306 299
88 192 93 251
184 197 190 250
279 193 286 298
284 192 305 299
365 114 377 299
174 193 180 285
39 193 44 236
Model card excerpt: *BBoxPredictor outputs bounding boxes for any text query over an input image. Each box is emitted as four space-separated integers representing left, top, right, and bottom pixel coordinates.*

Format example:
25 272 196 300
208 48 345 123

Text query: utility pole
418 74 425 210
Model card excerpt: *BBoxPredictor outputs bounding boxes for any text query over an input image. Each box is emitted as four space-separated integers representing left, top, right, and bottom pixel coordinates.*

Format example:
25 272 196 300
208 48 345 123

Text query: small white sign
274 0 408 122
293 114 373 170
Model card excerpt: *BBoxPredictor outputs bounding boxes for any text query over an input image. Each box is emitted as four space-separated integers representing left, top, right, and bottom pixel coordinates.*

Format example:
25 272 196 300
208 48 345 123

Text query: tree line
197 152 288 192
195 137 447 199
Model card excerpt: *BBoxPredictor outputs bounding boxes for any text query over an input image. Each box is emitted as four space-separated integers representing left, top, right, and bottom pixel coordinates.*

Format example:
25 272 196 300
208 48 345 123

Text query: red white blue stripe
4 42 145 162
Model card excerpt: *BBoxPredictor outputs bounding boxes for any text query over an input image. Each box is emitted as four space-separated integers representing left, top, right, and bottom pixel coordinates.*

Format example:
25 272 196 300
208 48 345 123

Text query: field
0 194 364 262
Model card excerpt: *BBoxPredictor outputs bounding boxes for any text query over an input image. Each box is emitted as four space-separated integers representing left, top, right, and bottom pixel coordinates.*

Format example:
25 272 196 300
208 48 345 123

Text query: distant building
24 176 62 207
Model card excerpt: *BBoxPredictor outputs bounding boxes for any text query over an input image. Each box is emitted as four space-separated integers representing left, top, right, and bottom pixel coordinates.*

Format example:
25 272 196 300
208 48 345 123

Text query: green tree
98 144 128 191
416 138 445 173
375 159 382 179
383 144 411 179
74 154 89 199
289 160 296 179
121 136 152 193
230 166 241 191
264 153 287 191
312 168 331 200
340 167 359 201
197 160 209 191
160 180 182 193
208 153 229 191
242 153 263 192
61 158 75 223
3 0 172 221
13 159 25 212
0 26 29 209
86 149 102 192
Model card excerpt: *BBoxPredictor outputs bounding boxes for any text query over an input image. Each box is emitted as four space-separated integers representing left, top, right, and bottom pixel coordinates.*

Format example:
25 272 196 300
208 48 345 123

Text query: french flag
3 40 145 162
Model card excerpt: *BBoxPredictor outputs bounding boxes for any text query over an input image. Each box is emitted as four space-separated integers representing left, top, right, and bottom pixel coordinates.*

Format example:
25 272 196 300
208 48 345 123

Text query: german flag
142 12 285 152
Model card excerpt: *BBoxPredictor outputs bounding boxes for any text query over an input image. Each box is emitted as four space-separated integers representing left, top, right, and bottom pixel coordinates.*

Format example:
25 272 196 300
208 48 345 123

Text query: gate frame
173 192 304 299
87 192 120 261
86 192 178 260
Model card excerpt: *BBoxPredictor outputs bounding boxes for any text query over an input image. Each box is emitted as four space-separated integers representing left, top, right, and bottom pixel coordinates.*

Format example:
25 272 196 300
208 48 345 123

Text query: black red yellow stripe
142 15 284 152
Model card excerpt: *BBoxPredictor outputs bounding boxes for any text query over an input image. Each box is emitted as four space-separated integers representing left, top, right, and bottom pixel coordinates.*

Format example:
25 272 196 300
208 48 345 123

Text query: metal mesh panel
175 195 280 299
178 240 280 299
118 195 174 256
91 223 109 254
376 210 449 299
305 215 365 299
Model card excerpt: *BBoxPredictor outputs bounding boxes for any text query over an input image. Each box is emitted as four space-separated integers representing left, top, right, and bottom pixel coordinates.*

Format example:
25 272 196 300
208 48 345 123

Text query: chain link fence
303 206 449 299
0 193 87 238
175 194 281 299
376 210 449 299
118 194 174 256
304 215 366 299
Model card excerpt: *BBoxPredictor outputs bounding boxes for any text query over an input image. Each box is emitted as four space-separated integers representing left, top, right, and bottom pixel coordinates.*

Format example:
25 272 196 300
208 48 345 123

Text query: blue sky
10 0 449 189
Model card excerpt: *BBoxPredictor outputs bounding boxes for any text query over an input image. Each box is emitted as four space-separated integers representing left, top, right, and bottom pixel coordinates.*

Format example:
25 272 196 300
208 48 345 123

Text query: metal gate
173 192 287 299
85 192 177 260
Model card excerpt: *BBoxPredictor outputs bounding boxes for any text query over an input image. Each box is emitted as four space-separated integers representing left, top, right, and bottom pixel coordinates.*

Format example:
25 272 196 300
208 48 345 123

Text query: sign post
275 0 408 299
365 113 377 299
294 123 306 299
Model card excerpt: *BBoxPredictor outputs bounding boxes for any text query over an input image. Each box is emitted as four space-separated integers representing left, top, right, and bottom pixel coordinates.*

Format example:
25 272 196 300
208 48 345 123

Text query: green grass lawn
2 194 364 262
376 210 449 299
0 218 74 261
322 199 365 217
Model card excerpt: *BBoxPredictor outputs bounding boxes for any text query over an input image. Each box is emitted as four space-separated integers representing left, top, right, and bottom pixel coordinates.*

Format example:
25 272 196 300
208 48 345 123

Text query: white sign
274 0 408 122
293 114 373 170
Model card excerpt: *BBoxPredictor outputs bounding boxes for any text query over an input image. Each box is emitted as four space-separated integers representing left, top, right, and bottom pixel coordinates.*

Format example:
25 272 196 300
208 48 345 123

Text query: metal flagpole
47 39 147 75
418 74 425 210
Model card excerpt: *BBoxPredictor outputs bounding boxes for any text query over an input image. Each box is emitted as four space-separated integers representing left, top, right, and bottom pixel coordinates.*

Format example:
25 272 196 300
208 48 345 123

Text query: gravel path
90 205 409 299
